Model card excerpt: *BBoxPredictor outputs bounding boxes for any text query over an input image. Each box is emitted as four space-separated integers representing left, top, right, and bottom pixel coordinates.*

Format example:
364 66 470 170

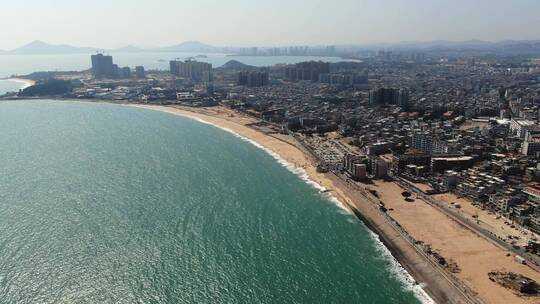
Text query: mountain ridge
216 60 256 70
11 40 99 54
4 39 540 55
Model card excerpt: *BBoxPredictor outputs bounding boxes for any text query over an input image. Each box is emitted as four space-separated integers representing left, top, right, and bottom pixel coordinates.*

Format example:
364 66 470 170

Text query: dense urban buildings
369 87 409 109
319 71 368 87
285 61 330 82
237 71 269 87
169 59 212 82
91 53 137 79
10 49 540 304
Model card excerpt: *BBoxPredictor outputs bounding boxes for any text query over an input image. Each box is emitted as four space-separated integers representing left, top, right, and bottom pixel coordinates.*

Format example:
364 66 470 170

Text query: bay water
0 100 426 303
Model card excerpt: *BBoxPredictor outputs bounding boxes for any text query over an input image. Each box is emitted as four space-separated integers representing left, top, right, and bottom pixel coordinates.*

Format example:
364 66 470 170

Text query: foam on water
367 229 436 304
7 78 34 89
163 110 352 214
139 106 435 304
0 79 32 95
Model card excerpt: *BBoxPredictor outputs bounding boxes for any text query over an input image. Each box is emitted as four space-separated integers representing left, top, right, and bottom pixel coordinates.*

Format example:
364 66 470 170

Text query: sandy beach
130 104 494 304
130 105 343 202
369 180 540 304
433 192 539 247
6 78 36 89
131 103 540 304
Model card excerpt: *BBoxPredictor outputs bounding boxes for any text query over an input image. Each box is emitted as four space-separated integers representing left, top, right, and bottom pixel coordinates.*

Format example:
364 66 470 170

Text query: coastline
7 99 537 303
5 78 35 89
129 104 473 304
0 99 436 301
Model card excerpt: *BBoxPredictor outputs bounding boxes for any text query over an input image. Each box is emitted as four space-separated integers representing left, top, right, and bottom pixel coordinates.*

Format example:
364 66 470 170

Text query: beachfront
133 104 540 304
0 78 35 95
131 104 489 303
7 78 35 88
371 180 540 304
0 97 534 303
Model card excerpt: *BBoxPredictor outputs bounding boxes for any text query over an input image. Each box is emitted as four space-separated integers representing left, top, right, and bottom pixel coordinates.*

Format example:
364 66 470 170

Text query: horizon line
3 38 540 52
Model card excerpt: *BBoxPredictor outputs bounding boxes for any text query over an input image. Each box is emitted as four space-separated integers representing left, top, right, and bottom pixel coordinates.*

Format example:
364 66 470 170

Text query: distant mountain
344 39 540 55
217 60 256 70
110 45 146 53
154 41 218 52
4 39 540 56
387 40 540 51
9 40 98 55
0 40 222 55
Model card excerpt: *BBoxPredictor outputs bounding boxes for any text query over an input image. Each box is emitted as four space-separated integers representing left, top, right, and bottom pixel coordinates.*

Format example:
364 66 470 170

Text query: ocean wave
192 116 435 304
175 112 352 214
367 229 436 304
144 107 434 304
6 78 34 89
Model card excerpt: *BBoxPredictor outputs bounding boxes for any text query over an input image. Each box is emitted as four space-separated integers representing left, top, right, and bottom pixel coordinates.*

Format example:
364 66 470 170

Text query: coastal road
394 177 540 273
226 117 481 303
324 172 482 304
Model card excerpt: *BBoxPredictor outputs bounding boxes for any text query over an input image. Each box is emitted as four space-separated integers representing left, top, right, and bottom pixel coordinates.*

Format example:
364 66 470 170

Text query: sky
1 0 540 50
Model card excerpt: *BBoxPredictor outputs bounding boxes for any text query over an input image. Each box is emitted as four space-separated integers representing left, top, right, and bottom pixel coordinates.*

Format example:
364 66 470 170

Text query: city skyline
1 0 540 50
4 1 540 301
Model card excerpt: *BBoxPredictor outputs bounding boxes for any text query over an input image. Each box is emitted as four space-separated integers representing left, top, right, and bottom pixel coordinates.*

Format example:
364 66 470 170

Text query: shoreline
4 78 36 89
0 99 481 303
129 104 475 304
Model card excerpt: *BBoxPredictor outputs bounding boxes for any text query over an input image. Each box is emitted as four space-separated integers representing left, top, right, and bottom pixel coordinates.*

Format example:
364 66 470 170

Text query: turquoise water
0 52 351 78
0 100 425 303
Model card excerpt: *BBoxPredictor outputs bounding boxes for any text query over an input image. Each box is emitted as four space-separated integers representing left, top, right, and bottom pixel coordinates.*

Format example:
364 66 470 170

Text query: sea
0 100 431 303
0 52 353 78
0 79 30 95
0 52 356 95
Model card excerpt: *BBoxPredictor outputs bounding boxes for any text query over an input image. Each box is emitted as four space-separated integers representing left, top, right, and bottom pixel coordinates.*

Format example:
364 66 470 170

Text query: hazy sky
1 0 540 50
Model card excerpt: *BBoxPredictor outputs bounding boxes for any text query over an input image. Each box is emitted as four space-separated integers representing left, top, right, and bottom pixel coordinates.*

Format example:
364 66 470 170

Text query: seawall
324 172 480 304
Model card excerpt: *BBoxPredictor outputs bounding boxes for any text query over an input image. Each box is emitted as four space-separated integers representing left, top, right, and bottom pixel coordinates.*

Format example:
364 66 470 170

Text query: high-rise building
510 118 537 139
169 60 212 82
411 132 433 154
397 89 409 110
169 60 179 76
411 132 448 155
119 67 131 78
135 66 145 78
285 61 330 82
369 88 394 105
368 158 389 179
238 71 269 87
326 45 336 56
343 154 367 181
523 141 540 156
318 70 368 87
369 88 409 108
523 131 540 156
411 52 427 62
91 53 117 79
112 64 119 76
